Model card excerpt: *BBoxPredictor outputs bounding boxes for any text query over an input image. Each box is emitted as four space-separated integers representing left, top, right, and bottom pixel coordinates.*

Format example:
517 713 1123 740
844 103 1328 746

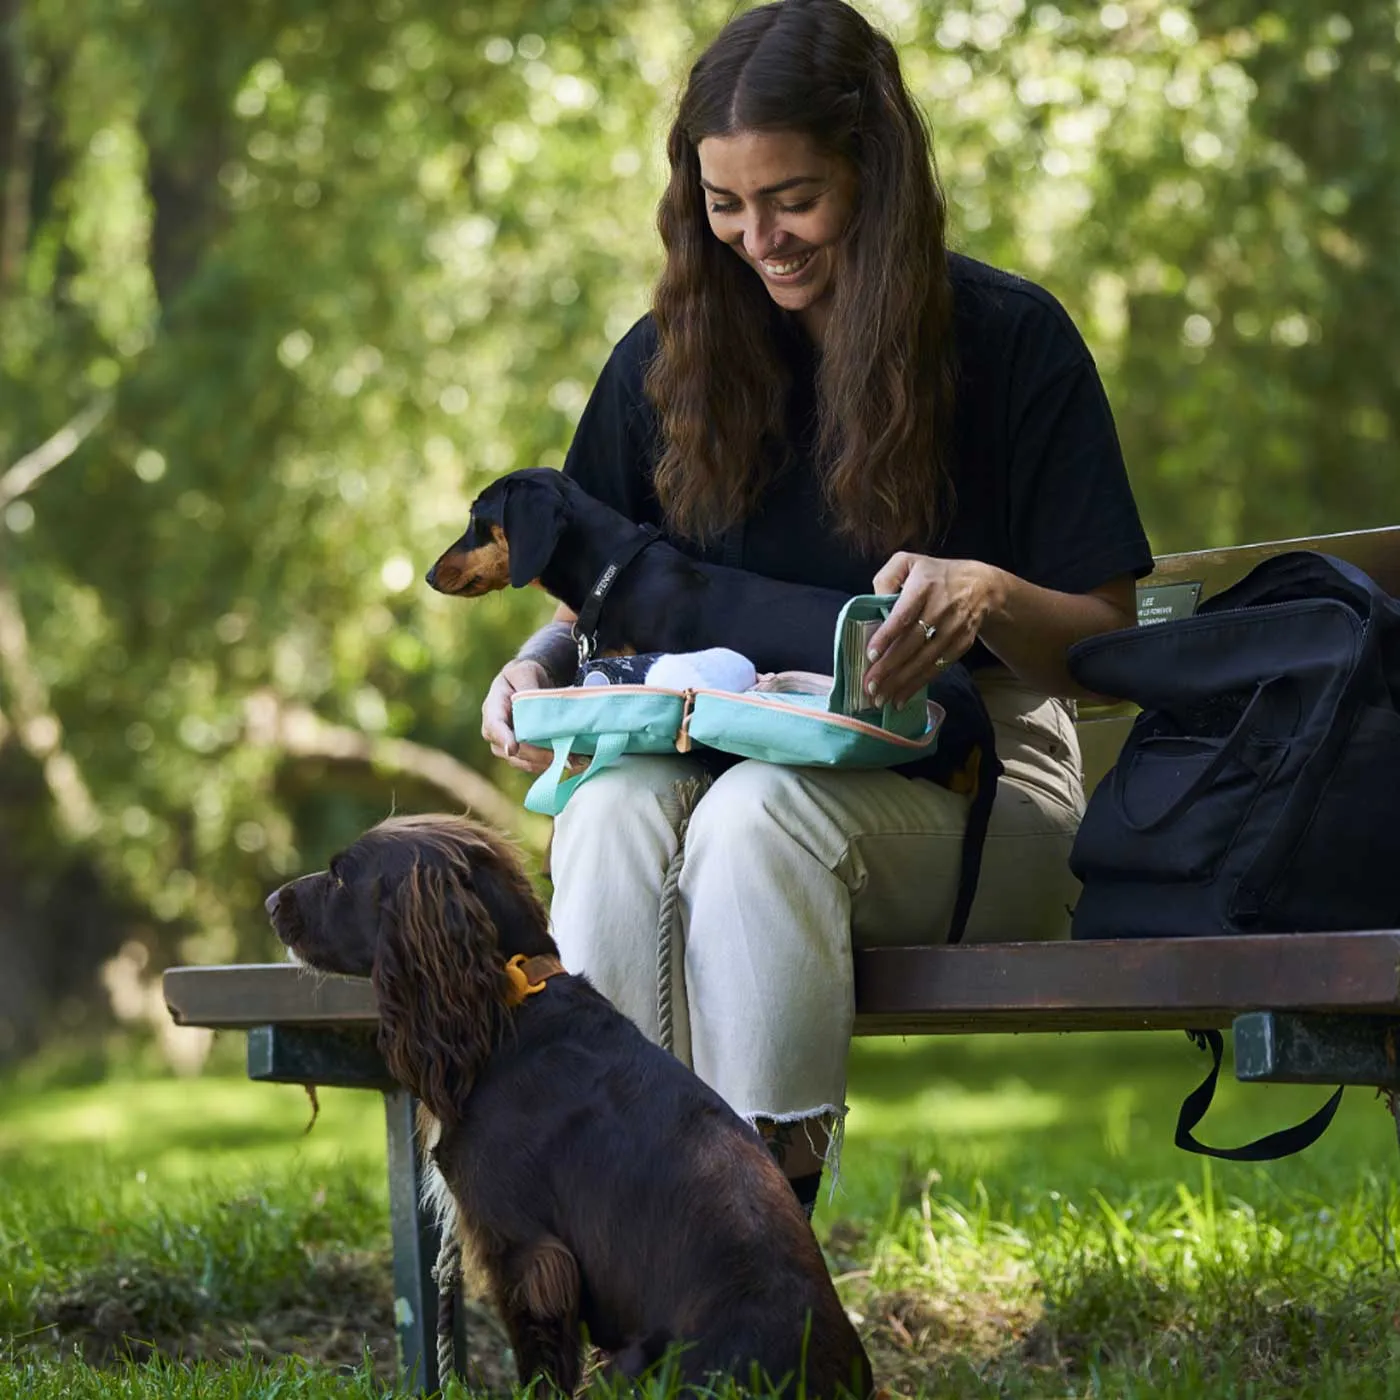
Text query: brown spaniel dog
266 814 873 1398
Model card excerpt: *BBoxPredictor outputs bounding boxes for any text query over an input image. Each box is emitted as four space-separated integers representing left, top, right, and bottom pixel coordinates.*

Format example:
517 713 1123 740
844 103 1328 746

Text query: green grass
3 1029 1400 1396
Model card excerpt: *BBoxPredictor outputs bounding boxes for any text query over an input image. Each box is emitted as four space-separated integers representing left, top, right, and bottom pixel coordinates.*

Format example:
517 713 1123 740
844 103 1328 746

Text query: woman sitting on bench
480 0 1153 1213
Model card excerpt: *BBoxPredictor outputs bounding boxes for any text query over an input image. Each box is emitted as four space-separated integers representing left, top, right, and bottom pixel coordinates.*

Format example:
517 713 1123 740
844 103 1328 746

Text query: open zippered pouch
512 595 945 817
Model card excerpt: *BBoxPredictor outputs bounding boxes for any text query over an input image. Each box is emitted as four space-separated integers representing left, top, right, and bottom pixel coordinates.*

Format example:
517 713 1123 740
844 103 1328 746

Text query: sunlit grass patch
828 1166 1400 1397
4 1032 1400 1397
0 1356 389 1400
0 1072 385 1180
0 1158 400 1376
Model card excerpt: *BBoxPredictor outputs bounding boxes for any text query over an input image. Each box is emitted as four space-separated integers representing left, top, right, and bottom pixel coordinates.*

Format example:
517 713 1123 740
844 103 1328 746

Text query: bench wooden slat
1143 525 1400 599
164 964 378 1028
164 931 1400 1040
853 932 1400 1034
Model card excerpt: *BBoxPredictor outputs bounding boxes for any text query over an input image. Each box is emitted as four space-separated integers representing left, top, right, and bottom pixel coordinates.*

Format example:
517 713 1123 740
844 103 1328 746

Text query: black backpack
1065 550 1400 1157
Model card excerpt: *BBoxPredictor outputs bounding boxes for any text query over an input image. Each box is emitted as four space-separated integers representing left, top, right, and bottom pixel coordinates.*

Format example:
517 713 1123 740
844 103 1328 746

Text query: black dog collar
571 525 662 665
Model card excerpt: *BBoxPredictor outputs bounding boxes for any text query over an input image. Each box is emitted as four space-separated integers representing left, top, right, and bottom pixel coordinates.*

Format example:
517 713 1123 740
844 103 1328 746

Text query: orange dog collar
503 953 567 1008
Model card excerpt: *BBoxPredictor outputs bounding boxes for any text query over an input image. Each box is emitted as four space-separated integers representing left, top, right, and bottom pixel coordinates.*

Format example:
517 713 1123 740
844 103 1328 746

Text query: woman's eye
705 194 819 216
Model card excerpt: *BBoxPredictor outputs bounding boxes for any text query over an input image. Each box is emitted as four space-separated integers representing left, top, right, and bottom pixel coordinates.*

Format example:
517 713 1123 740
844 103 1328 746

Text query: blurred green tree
0 0 1395 1060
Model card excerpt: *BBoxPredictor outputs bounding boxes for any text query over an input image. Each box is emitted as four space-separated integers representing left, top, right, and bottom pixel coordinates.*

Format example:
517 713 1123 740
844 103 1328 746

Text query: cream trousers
549 670 1086 1131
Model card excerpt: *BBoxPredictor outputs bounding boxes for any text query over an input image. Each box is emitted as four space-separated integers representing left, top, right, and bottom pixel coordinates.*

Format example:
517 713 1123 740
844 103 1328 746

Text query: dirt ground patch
26 1247 517 1394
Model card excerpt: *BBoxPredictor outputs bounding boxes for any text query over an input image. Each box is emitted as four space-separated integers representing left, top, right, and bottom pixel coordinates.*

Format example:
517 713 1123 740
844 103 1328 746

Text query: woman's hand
864 554 1138 701
481 659 558 774
863 554 1000 707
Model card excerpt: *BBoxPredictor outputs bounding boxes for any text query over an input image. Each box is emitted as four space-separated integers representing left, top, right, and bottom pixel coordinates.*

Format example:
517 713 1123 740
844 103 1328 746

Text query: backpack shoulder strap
1175 1028 1345 1161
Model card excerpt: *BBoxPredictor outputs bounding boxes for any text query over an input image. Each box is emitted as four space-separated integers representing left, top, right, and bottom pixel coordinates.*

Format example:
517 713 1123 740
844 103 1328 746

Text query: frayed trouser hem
742 1103 849 1200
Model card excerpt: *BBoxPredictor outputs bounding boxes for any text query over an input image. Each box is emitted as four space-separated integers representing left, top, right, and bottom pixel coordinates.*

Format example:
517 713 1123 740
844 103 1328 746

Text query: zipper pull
675 689 695 753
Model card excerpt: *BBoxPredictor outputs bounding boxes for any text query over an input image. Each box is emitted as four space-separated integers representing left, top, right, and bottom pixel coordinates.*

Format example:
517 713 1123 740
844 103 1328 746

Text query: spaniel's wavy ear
471 850 557 960
502 476 567 589
372 858 508 1122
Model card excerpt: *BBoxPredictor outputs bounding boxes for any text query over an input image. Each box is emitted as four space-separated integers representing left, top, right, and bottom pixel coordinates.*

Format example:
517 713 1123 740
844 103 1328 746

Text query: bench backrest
1078 525 1400 793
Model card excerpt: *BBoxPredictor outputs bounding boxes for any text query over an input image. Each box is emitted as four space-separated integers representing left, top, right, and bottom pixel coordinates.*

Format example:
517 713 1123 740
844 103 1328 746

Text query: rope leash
656 774 711 1055
433 1229 462 1384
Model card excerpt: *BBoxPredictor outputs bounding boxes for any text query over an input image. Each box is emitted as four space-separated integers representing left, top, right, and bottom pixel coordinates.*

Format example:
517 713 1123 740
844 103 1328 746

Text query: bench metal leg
1233 1012 1400 1088
245 1027 468 1389
1234 1012 1400 1162
384 1087 466 1394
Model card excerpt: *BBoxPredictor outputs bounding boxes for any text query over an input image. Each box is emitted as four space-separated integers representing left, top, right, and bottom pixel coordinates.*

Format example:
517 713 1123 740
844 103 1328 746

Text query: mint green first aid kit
511 596 944 818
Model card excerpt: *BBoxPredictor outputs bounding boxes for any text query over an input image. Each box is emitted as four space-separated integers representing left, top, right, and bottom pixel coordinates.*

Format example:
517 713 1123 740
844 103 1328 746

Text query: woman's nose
741 215 786 262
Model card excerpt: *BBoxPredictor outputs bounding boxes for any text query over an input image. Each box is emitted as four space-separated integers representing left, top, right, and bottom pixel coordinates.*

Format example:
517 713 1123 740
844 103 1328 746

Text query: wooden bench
163 524 1400 1394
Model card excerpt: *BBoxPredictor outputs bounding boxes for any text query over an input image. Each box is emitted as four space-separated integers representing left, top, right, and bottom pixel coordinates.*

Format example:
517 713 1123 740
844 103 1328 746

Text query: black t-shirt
563 252 1152 623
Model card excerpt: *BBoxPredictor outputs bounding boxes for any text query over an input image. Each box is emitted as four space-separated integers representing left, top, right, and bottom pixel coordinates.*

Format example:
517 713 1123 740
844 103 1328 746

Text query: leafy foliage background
0 0 1393 1059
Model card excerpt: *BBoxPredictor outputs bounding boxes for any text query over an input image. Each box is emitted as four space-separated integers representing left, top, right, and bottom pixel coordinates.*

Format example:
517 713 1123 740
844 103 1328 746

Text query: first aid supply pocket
512 595 944 817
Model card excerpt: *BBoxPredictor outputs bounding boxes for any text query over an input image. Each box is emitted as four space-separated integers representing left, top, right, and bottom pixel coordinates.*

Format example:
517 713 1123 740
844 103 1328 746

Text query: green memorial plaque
1135 580 1202 627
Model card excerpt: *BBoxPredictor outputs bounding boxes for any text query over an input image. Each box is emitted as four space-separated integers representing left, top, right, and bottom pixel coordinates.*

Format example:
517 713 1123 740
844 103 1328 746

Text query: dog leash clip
571 625 595 669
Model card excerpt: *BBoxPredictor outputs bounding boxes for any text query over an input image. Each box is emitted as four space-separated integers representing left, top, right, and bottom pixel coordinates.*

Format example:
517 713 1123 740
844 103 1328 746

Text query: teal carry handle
523 731 632 817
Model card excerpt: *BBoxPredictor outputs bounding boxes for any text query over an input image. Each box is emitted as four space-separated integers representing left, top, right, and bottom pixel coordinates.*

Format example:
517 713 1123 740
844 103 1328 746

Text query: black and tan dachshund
425 467 853 674
267 814 874 1398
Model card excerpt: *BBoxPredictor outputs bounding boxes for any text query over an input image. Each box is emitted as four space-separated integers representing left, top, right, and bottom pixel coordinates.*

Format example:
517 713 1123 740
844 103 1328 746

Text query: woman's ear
502 479 567 589
371 860 508 1122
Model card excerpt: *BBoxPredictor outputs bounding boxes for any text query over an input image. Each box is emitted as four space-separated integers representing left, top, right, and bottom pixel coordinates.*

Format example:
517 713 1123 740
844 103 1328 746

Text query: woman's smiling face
697 128 857 342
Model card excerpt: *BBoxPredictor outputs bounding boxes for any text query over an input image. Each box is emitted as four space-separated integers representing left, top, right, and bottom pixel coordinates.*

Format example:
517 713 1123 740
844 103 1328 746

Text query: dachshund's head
266 813 557 1119
426 468 572 596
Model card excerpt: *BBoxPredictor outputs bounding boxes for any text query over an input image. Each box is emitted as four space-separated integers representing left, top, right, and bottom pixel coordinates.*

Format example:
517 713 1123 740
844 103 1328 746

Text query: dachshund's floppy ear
501 476 567 589
372 859 509 1122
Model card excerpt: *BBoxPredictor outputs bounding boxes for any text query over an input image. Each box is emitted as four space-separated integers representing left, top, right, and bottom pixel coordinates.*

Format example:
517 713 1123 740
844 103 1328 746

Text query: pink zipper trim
691 690 943 749
519 684 687 699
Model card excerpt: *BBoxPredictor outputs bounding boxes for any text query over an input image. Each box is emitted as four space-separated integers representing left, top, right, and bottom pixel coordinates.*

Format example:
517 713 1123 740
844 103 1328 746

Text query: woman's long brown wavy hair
646 0 955 557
